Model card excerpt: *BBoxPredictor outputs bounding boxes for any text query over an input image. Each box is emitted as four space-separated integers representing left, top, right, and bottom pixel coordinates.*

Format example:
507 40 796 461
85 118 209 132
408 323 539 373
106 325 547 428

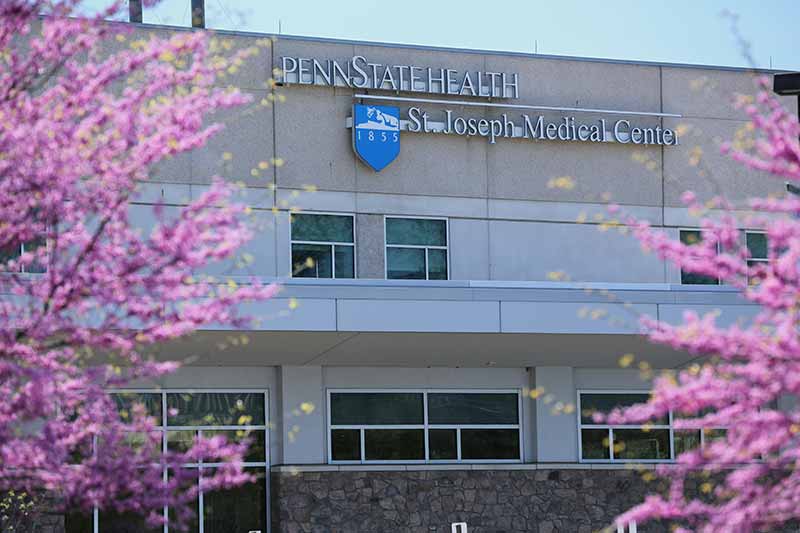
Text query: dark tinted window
330 393 423 425
386 218 446 246
97 511 163 533
429 429 457 460
167 392 265 426
291 214 353 242
64 513 94 533
580 393 663 424
112 392 163 422
427 248 448 280
680 230 720 285
292 243 333 278
203 430 266 463
746 232 768 259
334 245 355 278
674 430 701 456
203 468 267 533
614 429 670 460
581 429 610 459
364 429 424 460
428 393 518 425
460 429 520 460
386 247 425 279
331 429 361 461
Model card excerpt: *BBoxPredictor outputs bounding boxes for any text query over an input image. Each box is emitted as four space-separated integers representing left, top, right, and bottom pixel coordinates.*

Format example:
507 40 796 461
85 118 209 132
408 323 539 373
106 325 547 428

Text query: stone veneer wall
270 467 669 533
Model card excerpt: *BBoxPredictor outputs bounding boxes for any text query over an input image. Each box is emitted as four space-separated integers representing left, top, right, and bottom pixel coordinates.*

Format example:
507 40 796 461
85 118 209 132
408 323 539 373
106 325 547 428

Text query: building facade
53 23 797 533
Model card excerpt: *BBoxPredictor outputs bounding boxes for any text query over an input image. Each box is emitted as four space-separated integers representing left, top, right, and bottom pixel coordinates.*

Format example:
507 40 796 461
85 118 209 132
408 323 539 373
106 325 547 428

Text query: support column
278 366 325 464
535 366 578 462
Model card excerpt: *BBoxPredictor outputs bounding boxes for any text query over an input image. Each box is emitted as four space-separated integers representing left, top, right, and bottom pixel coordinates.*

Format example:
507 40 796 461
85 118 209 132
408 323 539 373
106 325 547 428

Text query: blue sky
89 1 800 70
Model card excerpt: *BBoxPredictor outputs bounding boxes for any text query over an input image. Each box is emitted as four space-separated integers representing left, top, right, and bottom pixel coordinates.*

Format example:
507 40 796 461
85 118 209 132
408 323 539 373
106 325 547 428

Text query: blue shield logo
353 104 400 172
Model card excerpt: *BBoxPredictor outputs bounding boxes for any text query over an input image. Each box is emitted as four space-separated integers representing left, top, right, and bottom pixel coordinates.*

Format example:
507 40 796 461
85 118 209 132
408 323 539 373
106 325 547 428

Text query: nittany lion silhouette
367 106 399 129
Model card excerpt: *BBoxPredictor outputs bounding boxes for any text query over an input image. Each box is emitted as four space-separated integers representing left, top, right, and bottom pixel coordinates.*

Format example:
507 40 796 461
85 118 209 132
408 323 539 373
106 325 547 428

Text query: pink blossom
612 75 800 531
0 1 275 528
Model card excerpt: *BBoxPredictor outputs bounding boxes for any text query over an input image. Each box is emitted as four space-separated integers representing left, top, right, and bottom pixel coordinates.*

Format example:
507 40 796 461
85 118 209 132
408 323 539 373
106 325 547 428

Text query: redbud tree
611 78 800 532
0 0 276 527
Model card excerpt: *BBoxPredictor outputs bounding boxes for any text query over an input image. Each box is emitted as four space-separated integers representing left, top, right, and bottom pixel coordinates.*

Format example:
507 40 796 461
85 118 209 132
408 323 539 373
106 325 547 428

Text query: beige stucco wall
122 26 796 284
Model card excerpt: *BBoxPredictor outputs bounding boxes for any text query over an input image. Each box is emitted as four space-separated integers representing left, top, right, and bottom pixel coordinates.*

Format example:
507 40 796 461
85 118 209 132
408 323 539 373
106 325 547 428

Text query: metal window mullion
162 392 168 533
330 243 336 279
581 424 670 430
609 428 615 460
331 424 424 430
263 391 270 533
292 240 354 246
423 392 430 462
456 428 462 461
517 392 523 461
359 428 366 463
360 460 427 465
326 389 333 463
387 244 444 250
428 424 520 430
198 430 204 533
164 425 267 431
19 242 26 274
330 388 519 394
424 248 430 280
194 462 267 468
669 410 675 461
198 465 204 533
577 391 583 462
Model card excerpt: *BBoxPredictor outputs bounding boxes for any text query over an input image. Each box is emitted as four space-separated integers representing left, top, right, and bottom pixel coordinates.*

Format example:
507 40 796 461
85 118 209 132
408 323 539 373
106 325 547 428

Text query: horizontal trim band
354 94 683 118
271 463 659 473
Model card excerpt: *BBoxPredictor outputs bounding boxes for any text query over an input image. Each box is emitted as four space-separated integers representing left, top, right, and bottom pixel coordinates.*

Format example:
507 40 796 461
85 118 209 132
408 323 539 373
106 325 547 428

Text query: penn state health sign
352 104 400 172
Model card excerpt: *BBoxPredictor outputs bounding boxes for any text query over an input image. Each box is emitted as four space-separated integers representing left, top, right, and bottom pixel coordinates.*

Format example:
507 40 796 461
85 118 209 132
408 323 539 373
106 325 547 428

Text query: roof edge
118 19 789 74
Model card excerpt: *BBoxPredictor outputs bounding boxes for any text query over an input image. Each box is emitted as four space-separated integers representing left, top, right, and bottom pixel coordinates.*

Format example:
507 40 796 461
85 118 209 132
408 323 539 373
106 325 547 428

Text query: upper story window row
291 214 449 281
679 229 768 286
289 215 769 285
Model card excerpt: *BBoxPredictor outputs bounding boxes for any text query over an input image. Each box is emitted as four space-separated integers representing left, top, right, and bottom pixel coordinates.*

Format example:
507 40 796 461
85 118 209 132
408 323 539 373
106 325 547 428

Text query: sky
87 0 800 70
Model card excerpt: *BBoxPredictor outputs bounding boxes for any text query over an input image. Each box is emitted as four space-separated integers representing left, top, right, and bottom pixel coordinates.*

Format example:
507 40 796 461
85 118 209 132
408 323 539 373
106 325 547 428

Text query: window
578 391 727 463
291 213 355 278
66 390 269 533
0 237 47 274
679 229 719 285
579 391 671 462
673 428 727 455
745 232 768 267
328 390 521 463
746 231 768 284
385 217 448 280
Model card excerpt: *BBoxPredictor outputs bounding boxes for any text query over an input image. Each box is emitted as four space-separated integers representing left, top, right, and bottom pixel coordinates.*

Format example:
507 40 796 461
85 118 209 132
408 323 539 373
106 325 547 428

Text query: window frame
327 388 522 465
744 230 768 284
578 389 673 463
383 215 450 281
678 228 721 285
577 389 726 464
289 211 357 279
1 236 49 275
92 388 271 533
